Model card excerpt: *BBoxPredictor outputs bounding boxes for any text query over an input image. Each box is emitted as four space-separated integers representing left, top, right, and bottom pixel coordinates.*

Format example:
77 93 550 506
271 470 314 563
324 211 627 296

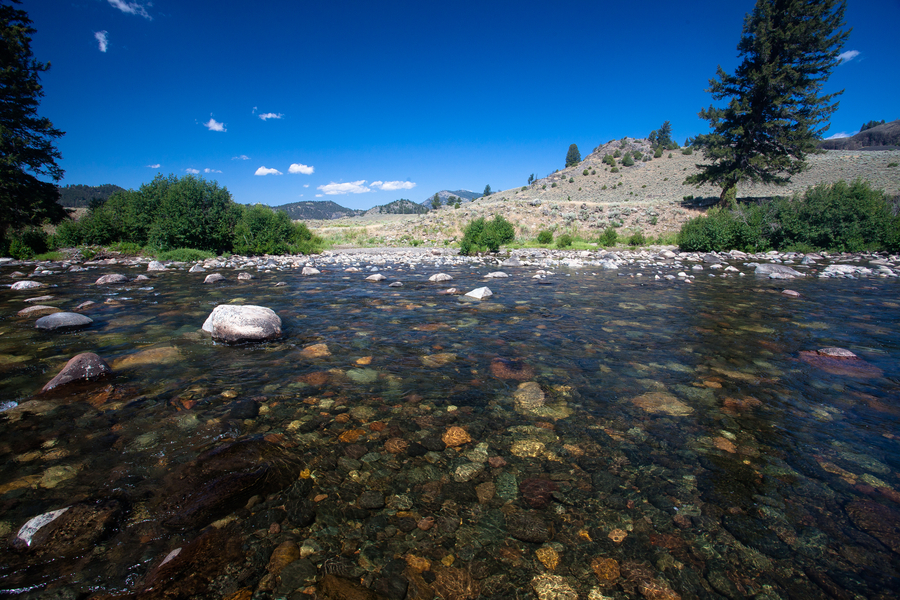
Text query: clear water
1 261 898 599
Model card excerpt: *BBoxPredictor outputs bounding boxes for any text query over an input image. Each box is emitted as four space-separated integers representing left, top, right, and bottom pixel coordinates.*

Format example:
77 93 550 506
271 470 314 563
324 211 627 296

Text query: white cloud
147 163 160 168
303 184 309 188
232 154 250 160
185 168 200 174
825 131 857 140
204 118 226 132
317 180 371 195
107 0 151 20
315 194 323 197
259 112 283 121
255 166 282 176
372 180 416 191
289 163 314 175
204 168 222 173
838 50 860 64
94 31 108 52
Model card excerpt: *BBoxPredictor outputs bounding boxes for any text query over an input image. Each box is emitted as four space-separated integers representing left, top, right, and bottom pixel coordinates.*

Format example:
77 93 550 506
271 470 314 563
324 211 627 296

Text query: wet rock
35 311 93 331
754 264 803 278
506 512 551 543
388 281 403 287
237 271 254 280
817 347 856 358
442 426 472 447
157 438 303 529
302 266 321 275
722 514 790 559
318 573 390 600
485 271 508 278
147 260 167 271
464 286 492 300
490 357 535 380
10 499 124 559
799 350 883 378
514 382 546 411
189 264 206 273
366 274 387 282
433 566 480 600
502 256 521 267
95 273 128 284
846 500 900 554
201 304 282 343
42 352 111 392
358 491 385 510
591 557 620 585
429 273 453 282
631 392 693 416
11 280 45 290
17 305 60 317
420 352 456 367
301 343 331 359
267 540 301 575
530 574 577 600
229 398 259 419
204 273 226 284
519 478 558 509
781 289 801 298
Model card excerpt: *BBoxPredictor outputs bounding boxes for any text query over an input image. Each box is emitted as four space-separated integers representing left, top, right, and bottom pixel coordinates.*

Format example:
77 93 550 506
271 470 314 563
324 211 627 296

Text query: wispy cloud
315 194 323 197
185 168 200 174
371 180 416 191
204 118 226 132
255 166 282 176
232 155 250 160
107 0 151 20
318 181 371 195
94 31 109 52
303 184 309 188
259 113 283 121
289 163 314 175
204 168 222 174
838 50 860 64
825 131 856 140
146 163 160 168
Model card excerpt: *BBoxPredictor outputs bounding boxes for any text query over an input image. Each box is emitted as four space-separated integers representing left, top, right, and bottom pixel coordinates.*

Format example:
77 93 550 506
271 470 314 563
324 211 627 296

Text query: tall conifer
685 0 849 204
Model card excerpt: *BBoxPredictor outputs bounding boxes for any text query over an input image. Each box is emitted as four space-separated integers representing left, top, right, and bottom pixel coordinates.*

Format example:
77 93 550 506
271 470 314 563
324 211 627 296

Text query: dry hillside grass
310 145 900 247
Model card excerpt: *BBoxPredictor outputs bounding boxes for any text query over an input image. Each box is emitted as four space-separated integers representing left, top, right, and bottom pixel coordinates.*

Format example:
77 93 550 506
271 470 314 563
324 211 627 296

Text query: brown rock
536 546 559 570
846 500 900 553
17 305 60 318
475 481 495 503
301 343 331 359
591 557 620 585
318 573 389 600
267 541 301 575
631 392 693 416
384 437 409 454
442 426 471 447
42 353 111 392
490 357 535 380
112 346 181 370
514 381 546 411
799 351 883 378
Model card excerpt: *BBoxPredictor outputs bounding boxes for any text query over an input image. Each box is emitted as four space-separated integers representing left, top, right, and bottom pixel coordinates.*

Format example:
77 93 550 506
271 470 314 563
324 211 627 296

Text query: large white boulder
201 305 282 343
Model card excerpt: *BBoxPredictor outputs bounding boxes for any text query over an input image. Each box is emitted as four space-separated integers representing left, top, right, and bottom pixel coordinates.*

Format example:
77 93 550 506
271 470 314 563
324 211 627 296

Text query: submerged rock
631 392 693 416
17 305 60 318
201 304 282 343
42 353 111 392
95 274 128 284
755 264 803 278
10 499 124 559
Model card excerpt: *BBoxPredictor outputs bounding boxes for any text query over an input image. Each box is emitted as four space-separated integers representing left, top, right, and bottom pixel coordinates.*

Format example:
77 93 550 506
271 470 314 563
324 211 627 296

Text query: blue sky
23 0 899 210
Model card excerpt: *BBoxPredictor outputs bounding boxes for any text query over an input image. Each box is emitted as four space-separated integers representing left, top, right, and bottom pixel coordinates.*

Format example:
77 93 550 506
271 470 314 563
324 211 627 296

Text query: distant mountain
57 184 126 208
419 189 481 207
365 199 429 216
820 120 900 150
272 200 364 220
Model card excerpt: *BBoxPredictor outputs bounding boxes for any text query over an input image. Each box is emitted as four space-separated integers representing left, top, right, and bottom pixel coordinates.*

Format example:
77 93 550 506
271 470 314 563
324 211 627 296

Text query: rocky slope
309 144 900 247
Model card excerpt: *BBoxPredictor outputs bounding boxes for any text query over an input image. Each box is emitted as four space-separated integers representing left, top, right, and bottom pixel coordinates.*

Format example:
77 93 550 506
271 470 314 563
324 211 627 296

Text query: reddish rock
799 351 883 378
519 478 558 509
42 353 111 392
490 358 535 380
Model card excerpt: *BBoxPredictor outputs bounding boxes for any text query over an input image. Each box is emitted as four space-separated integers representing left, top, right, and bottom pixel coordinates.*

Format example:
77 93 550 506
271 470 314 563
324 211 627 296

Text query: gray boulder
42 352 111 392
754 264 803 278
429 273 453 282
202 305 282 343
147 261 167 271
35 312 93 331
204 273 226 284
11 280 44 291
95 274 128 285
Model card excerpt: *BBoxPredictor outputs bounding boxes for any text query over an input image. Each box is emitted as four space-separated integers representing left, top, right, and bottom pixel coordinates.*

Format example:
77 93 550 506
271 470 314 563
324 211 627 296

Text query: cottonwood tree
0 0 66 239
685 0 849 205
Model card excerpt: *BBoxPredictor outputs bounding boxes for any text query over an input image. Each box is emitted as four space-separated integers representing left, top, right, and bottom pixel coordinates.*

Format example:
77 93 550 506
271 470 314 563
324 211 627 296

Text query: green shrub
582 169 589 176
598 227 618 247
33 251 64 261
5 226 49 259
610 167 619 173
109 241 143 255
542 184 547 190
649 216 658 225
555 233 574 248
668 153 673 158
654 147 663 158
551 183 557 188
568 177 575 183
627 231 647 246
622 154 635 167
459 215 515 255
613 150 621 158
603 154 616 167
156 248 216 262
537 229 553 244
601 185 607 190
632 151 643 160
682 147 693 155
888 162 898 168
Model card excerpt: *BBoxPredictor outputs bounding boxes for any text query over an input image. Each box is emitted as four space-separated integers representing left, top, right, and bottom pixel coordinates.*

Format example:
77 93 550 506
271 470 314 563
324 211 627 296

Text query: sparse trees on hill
431 193 441 209
649 121 673 149
482 184 492 197
0 0 66 243
565 144 581 168
685 0 849 205
860 120 885 132
527 174 534 185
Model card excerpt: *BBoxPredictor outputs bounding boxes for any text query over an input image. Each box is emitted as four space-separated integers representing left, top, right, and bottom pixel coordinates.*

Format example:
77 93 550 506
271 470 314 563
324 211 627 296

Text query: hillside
821 120 900 150
312 142 900 247
364 199 429 215
57 184 126 208
419 189 481 207
272 200 364 220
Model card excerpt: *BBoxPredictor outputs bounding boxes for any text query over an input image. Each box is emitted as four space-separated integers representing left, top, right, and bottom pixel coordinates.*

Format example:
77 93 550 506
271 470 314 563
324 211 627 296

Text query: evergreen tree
482 184 491 197
565 144 581 168
685 0 849 204
860 119 885 132
0 0 66 240
431 193 441 209
656 121 673 148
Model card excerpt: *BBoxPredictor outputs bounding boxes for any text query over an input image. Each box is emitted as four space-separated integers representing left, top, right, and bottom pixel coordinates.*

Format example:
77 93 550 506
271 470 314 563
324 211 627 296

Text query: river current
1 255 898 599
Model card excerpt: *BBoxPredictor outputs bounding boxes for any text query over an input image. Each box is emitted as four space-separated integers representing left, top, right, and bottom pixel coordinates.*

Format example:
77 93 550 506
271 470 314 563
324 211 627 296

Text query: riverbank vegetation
1 174 323 259
677 180 900 253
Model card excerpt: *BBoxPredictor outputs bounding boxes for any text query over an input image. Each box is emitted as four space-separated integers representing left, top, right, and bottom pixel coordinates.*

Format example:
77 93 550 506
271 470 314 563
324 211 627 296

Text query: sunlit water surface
1 262 898 599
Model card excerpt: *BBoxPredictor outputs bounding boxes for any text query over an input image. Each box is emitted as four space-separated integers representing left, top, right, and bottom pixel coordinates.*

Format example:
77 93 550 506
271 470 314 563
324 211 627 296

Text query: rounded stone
35 312 93 331
201 305 282 343
204 273 226 284
42 352 111 392
95 274 128 285
11 280 44 291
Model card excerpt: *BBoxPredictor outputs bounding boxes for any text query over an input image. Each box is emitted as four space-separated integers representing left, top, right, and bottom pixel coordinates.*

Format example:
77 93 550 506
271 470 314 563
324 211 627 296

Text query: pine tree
0 0 66 240
482 184 491 197
565 144 581 168
685 0 849 204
